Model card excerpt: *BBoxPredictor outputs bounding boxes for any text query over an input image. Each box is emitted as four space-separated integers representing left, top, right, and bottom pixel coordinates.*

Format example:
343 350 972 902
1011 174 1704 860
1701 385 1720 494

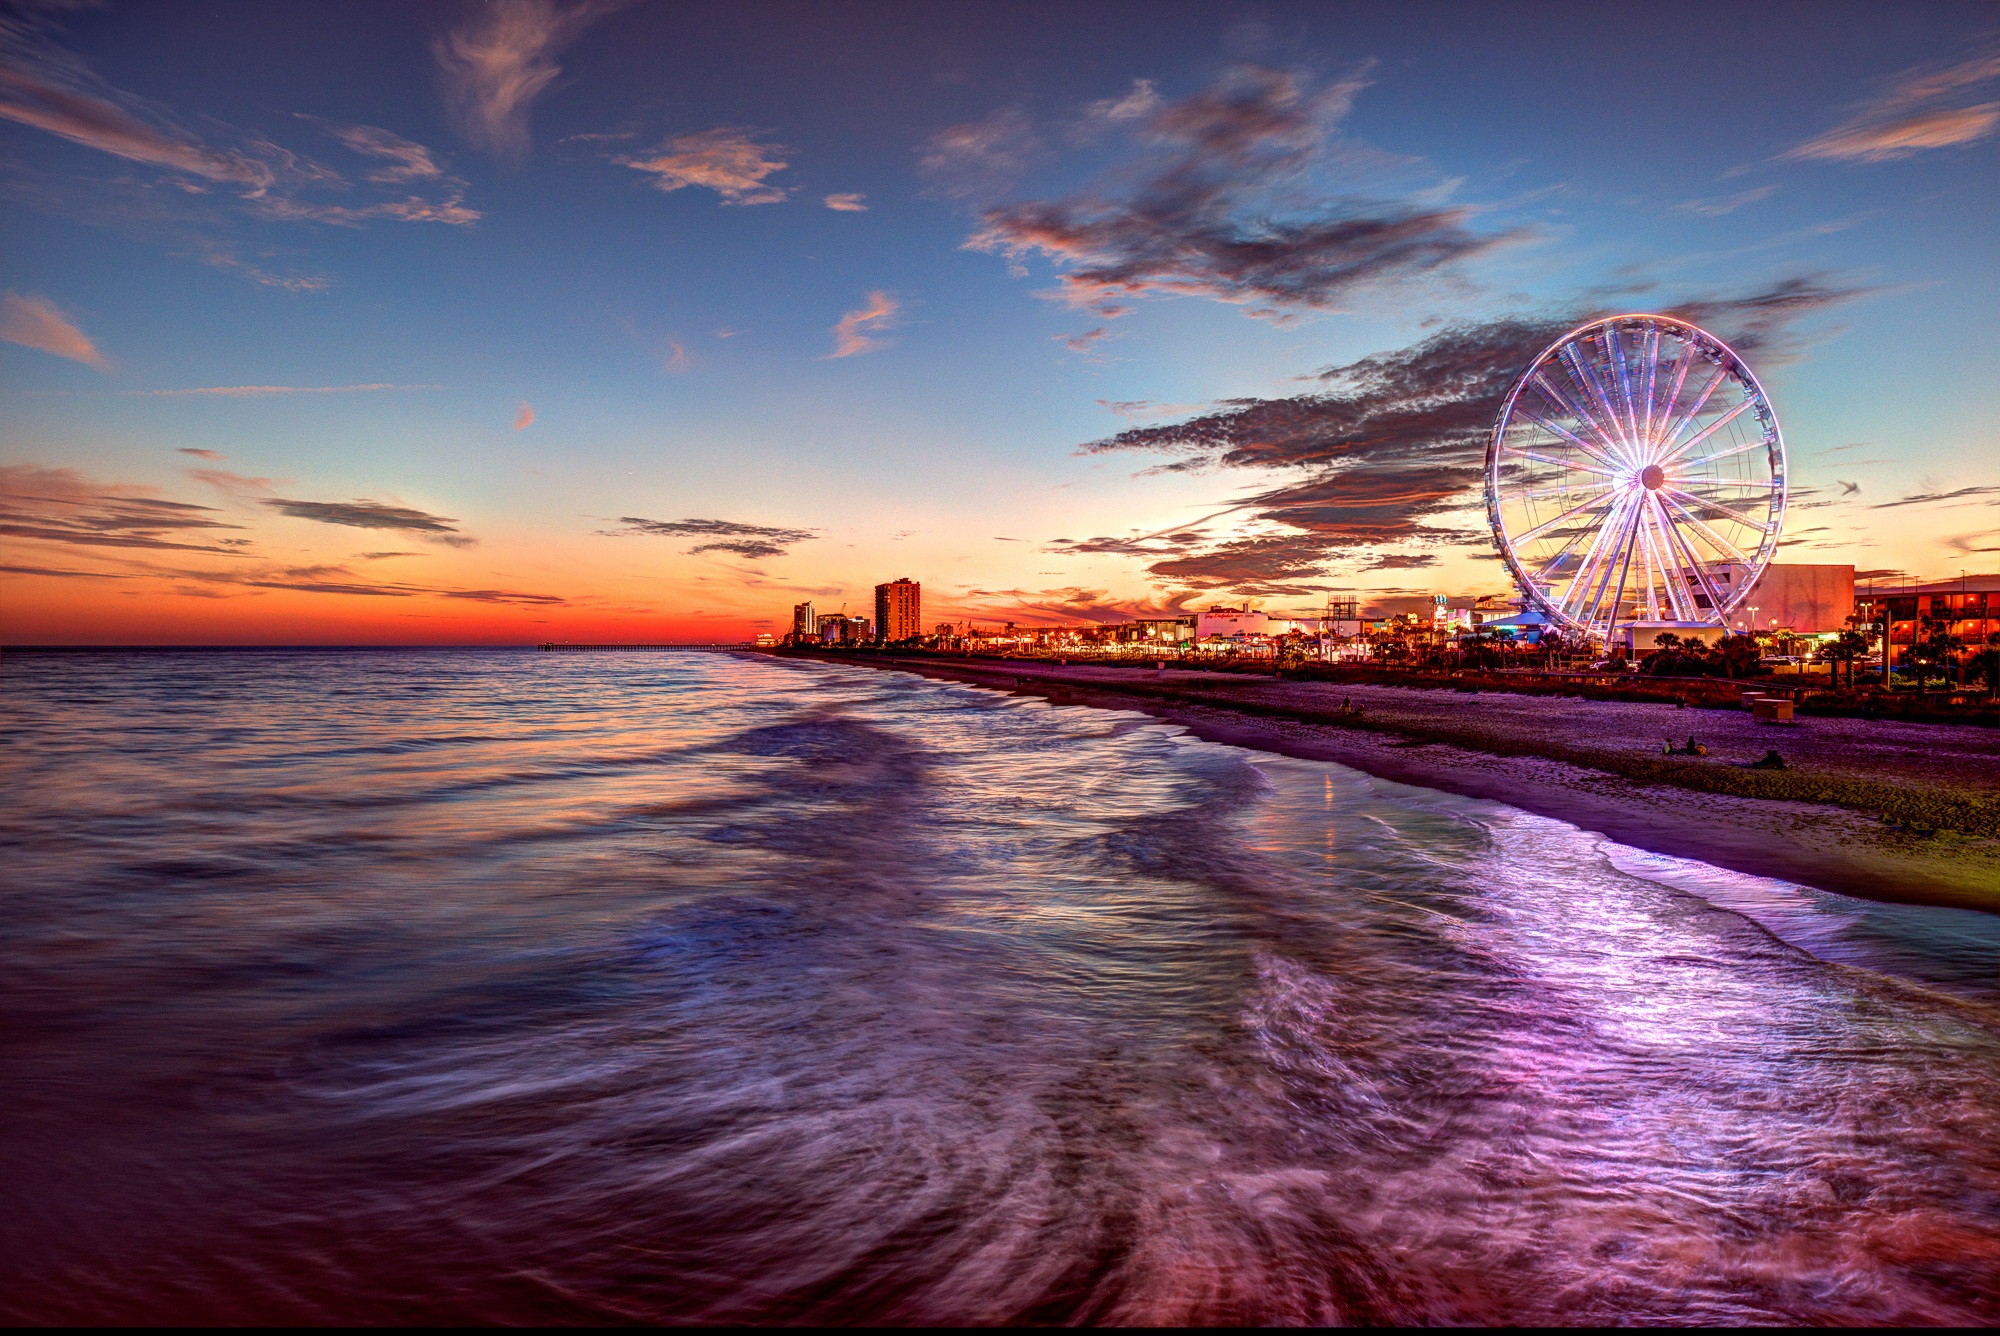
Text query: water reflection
1 649 1995 1324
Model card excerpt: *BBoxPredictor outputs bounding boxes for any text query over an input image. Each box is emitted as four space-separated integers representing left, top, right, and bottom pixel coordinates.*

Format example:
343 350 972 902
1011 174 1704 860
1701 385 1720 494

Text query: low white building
1195 607 1294 639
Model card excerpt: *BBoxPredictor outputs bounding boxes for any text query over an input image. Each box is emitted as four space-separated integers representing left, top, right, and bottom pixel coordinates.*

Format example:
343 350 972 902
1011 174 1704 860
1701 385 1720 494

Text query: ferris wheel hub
1640 464 1665 491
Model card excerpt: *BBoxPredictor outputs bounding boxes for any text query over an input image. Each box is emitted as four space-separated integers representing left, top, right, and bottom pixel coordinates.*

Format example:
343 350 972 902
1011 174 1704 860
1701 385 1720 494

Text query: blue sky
3 0 1996 642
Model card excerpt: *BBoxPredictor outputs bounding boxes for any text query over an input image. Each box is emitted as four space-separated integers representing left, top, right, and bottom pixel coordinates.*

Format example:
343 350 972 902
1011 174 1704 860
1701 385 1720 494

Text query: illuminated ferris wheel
1484 314 1786 640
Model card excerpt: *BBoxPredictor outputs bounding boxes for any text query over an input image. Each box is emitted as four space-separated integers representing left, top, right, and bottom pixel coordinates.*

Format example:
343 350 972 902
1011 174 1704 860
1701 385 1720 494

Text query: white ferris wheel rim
1483 313 1787 640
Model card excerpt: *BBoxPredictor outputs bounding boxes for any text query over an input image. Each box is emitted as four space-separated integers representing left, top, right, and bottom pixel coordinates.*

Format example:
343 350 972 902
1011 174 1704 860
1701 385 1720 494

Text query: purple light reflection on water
2 649 1996 1324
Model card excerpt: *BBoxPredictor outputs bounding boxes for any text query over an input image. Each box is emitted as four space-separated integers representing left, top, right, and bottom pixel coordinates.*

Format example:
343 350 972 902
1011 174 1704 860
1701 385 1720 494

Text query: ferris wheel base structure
1484 314 1790 646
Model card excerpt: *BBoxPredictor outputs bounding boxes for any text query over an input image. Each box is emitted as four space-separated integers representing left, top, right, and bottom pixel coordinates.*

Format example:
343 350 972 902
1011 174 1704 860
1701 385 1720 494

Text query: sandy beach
834 655 2000 914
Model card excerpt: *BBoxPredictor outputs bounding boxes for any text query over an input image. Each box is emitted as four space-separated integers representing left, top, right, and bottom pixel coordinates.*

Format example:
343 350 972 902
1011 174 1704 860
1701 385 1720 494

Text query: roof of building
1858 574 2000 596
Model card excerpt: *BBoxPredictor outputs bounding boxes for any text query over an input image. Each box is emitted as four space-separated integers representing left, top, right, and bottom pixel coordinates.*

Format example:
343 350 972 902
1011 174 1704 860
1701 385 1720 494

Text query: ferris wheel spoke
1649 341 1696 453
1632 504 1680 624
1691 477 1780 490
1663 486 1769 531
1506 446 1618 476
1509 488 1620 546
1671 434 1767 471
1560 490 1641 625
1651 363 1727 457
1529 372 1626 459
1562 344 1637 461
1658 492 1752 564
1530 529 1592 584
1656 498 1720 624
1661 504 1730 616
1649 497 1705 622
1639 325 1663 442
1512 407 1626 472
1590 500 1648 628
1607 328 1641 443
1527 499 1609 579
1516 479 1616 502
1658 397 1755 466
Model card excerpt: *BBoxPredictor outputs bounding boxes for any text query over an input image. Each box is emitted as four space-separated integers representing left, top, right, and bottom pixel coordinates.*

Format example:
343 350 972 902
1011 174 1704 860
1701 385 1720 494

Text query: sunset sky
3 0 1996 644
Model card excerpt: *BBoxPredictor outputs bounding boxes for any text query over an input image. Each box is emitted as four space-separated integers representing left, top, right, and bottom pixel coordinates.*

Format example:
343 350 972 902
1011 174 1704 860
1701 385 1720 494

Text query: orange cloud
515 401 535 430
622 127 790 205
1793 105 1998 162
824 192 868 211
1790 50 2000 162
253 196 481 226
0 66 272 189
0 292 108 369
828 291 897 359
432 0 608 161
328 123 445 182
133 383 441 397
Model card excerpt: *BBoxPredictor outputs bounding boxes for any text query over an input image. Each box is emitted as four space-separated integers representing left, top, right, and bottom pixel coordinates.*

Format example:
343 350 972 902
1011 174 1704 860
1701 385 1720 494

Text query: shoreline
818 653 2000 916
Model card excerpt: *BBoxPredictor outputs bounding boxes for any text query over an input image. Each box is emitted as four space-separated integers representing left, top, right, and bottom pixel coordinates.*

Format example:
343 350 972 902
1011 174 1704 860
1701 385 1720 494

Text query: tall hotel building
874 578 921 643
791 601 816 641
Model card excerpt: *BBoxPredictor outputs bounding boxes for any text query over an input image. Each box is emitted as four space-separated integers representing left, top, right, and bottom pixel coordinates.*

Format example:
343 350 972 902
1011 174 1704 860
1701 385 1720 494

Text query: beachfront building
875 578 922 643
1195 607 1294 639
791 601 817 643
817 613 871 644
1869 574 2000 676
1736 563 1855 634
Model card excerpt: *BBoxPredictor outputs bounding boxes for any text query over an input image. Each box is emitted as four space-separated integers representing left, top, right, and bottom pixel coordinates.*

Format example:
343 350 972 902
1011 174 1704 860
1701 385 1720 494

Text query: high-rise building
792 600 817 641
874 578 921 643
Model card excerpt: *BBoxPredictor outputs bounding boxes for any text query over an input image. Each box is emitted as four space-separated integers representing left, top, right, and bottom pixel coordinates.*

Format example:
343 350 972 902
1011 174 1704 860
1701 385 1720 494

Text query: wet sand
839 655 2000 915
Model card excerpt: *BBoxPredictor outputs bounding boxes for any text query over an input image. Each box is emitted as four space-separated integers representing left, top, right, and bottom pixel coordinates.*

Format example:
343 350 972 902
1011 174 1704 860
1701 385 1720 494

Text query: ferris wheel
1484 314 1786 641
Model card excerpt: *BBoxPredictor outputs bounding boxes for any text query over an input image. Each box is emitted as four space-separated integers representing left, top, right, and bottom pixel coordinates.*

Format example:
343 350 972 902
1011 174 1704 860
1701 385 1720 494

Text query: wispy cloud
261 497 471 544
514 401 535 430
0 65 272 188
177 448 225 459
1080 79 1163 129
1868 485 2000 510
965 66 1521 322
1789 49 2000 162
326 122 444 182
1056 327 1111 353
828 290 897 358
0 563 130 579
598 516 818 561
918 106 1043 200
663 340 690 372
1 30 477 239
432 0 612 161
252 195 481 227
226 569 562 603
1097 398 1207 420
0 291 107 369
184 467 281 496
0 464 248 554
130 383 443 397
621 126 790 205
1680 185 1776 217
824 192 867 212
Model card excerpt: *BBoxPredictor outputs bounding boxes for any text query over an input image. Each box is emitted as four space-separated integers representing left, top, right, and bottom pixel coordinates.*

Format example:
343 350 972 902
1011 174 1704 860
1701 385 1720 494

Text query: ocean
4 648 1997 1324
